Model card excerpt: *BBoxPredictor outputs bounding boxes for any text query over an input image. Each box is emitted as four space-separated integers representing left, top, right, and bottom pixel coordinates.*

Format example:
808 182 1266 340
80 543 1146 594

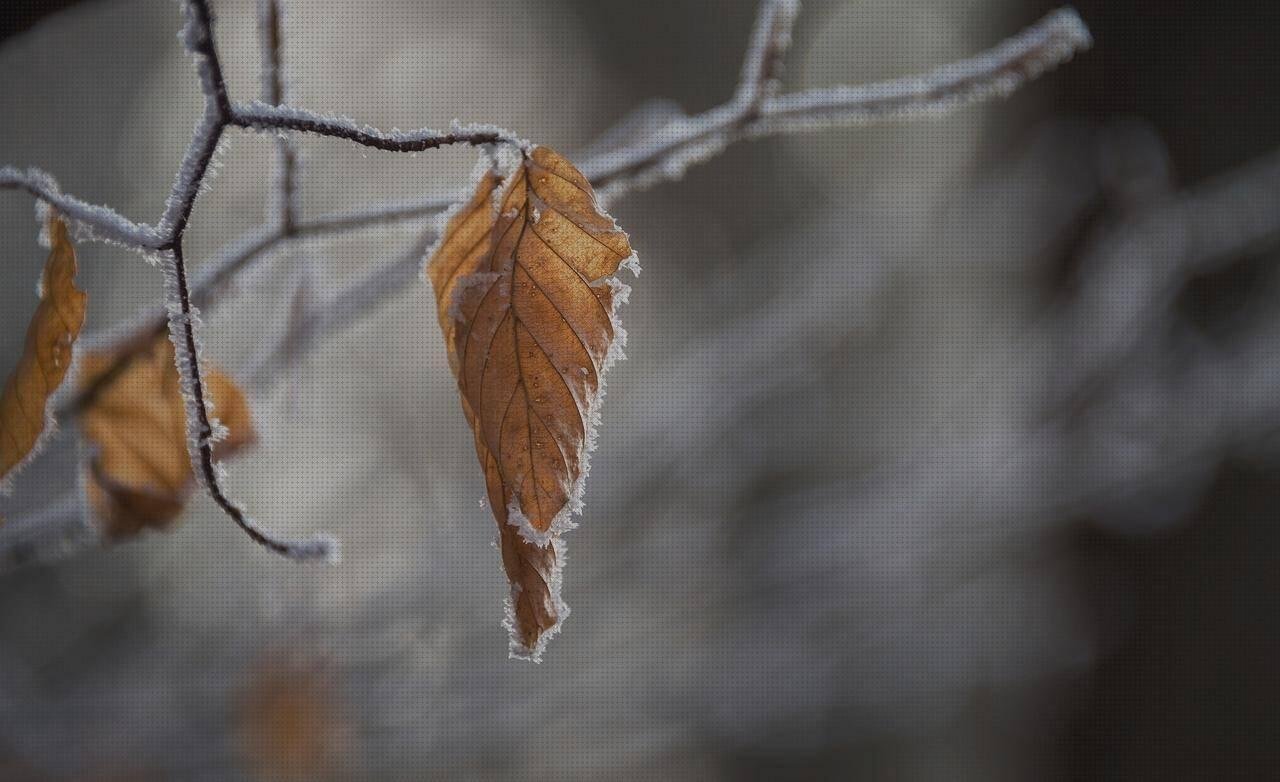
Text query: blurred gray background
2 0 1280 779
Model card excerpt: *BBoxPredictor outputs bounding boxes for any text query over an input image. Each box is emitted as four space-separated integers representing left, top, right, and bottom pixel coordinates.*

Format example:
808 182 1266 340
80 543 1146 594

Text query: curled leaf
78 337 255 539
427 146 635 658
0 215 87 487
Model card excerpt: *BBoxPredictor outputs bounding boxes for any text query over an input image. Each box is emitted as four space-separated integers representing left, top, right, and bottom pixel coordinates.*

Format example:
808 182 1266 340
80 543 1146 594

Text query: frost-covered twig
245 228 439 389
3 4 1090 257
582 7 1091 194
0 167 160 247
0 0 1091 566
167 239 336 561
749 8 1090 134
65 195 456 420
734 0 800 112
163 0 334 560
230 103 519 153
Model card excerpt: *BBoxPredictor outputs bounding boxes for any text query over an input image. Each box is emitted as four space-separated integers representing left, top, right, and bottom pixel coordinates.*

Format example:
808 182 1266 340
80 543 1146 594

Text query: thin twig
734 0 800 112
163 0 334 559
581 8 1091 192
167 242 334 561
65 193 456 416
245 228 439 389
749 9 1090 134
0 167 160 247
230 102 517 152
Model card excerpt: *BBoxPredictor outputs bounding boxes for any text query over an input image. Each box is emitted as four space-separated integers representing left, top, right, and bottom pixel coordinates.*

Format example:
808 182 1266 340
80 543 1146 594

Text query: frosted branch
182 0 232 117
246 228 438 389
1 4 1087 257
0 167 159 247
751 9 1091 134
583 7 1092 193
163 241 336 561
734 0 800 110
156 108 226 242
157 0 334 560
230 102 520 153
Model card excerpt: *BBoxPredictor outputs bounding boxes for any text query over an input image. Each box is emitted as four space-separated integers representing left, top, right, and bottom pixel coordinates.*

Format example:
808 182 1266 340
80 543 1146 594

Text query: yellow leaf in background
0 215 87 488
78 337 255 540
427 146 635 657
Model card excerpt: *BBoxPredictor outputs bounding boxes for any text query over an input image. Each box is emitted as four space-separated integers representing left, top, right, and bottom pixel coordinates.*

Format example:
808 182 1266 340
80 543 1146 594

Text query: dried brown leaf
427 146 635 658
0 215 87 487
78 337 255 539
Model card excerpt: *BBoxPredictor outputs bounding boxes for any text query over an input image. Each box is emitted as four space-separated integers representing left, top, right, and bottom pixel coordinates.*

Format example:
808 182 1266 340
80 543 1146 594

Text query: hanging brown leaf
427 146 635 659
0 215 87 487
78 337 255 539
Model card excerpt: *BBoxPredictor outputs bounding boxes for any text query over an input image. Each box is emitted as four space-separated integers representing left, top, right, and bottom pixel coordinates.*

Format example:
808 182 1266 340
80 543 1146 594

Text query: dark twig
229 102 515 152
163 0 335 559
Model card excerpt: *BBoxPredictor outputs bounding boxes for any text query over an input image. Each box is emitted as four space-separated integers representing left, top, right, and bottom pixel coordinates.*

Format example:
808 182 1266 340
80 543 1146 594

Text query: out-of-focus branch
582 8 1091 195
1063 144 1280 391
594 132 1280 599
734 0 800 112
0 493 96 571
67 195 457 416
257 0 299 234
244 228 439 389
750 9 1089 134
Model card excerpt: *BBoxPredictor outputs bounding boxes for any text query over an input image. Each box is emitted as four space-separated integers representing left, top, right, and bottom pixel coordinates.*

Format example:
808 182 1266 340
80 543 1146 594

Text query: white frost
503 536 569 662
0 166 159 248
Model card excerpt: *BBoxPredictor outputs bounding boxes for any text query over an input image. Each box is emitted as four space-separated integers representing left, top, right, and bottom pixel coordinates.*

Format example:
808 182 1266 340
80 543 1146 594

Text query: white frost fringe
503 536 570 662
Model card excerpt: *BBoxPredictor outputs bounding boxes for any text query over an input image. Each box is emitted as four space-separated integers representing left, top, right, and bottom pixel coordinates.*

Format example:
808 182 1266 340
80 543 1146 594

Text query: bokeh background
2 0 1280 779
